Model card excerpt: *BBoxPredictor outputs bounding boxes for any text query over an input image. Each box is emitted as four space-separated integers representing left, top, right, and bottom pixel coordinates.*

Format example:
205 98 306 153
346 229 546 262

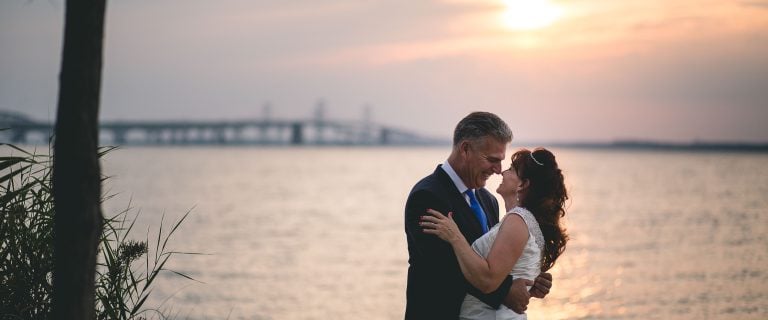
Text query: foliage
0 143 196 320
0 145 54 319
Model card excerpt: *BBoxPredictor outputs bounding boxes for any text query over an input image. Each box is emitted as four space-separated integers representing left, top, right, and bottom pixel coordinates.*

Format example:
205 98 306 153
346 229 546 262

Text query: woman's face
496 166 523 197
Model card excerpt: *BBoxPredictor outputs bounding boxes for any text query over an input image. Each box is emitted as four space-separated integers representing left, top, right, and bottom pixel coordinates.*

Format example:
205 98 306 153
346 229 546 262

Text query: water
96 147 768 319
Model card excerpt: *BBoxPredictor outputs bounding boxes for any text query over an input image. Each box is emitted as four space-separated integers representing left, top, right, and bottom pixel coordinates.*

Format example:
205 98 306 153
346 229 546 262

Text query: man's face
461 136 506 189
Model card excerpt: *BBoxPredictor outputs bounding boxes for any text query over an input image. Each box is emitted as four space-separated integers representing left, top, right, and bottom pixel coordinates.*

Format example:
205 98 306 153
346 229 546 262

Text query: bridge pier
171 129 186 145
291 123 304 145
315 123 325 145
379 128 390 145
214 127 226 145
11 129 27 143
111 128 127 145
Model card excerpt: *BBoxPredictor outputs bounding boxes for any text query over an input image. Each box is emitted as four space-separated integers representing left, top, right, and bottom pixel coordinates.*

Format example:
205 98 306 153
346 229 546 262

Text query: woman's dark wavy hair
511 147 568 272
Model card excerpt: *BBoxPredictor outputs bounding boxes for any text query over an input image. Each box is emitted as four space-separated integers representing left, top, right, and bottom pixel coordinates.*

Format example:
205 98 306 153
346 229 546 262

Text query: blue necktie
465 189 489 233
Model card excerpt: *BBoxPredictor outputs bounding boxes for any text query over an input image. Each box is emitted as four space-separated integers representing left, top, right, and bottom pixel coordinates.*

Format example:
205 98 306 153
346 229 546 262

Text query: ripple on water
97 147 768 319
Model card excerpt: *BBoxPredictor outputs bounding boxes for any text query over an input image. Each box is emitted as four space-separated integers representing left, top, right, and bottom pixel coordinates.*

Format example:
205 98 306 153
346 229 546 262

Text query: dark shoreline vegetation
548 141 768 153
0 143 197 320
417 140 768 152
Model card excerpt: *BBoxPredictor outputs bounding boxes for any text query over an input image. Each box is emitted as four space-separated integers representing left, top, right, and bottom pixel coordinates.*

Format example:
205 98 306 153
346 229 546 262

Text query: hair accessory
530 152 544 166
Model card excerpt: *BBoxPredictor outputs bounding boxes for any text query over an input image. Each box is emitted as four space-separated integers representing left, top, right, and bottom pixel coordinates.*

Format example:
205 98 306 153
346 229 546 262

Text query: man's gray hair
452 111 513 146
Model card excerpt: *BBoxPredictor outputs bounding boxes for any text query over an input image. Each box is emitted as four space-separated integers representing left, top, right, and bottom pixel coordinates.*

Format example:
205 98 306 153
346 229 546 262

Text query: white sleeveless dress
459 207 545 320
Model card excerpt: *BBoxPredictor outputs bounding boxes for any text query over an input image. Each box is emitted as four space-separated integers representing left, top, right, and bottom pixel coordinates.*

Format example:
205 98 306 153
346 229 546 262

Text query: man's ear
460 140 471 156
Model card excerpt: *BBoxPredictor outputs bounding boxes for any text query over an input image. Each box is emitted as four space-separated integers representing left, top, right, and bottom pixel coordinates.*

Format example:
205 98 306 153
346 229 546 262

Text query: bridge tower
261 101 272 144
361 104 372 145
314 99 326 144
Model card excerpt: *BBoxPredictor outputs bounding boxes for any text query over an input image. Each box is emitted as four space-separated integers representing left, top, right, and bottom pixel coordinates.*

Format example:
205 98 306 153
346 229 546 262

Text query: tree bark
52 0 107 319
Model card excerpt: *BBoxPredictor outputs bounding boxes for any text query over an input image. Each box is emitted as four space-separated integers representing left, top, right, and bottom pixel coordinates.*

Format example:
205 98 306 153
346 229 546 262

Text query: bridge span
0 110 440 146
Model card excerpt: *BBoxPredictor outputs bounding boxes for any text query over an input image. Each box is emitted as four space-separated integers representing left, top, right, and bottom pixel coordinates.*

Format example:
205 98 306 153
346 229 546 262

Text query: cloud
740 1 768 9
3 0 768 142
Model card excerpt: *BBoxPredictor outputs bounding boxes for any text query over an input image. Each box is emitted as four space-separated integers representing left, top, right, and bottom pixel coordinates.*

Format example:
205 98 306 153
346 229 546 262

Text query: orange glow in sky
2 0 768 142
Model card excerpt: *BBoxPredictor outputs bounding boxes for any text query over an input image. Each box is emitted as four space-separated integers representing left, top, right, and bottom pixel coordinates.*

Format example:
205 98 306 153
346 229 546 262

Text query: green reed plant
0 144 54 319
95 204 196 320
0 143 197 320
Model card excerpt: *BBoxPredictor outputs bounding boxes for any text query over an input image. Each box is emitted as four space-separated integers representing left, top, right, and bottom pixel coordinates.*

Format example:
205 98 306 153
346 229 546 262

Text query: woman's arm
421 209 529 293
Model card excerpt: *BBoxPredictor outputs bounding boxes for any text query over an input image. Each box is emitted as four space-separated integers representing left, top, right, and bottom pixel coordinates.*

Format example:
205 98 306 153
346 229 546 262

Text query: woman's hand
421 209 465 245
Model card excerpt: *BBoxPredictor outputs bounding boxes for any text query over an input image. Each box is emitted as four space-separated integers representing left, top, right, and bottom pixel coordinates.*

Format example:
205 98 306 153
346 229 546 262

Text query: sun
501 0 563 31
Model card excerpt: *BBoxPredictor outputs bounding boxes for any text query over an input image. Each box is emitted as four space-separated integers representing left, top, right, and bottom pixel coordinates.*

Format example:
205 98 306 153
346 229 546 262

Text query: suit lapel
434 166 485 241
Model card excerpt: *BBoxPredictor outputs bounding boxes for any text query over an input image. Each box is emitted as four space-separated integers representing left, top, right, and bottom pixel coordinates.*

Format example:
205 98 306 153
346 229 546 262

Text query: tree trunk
51 0 107 319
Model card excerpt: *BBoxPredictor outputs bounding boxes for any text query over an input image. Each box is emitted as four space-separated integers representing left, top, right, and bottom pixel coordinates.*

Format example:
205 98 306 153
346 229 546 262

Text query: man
404 111 552 319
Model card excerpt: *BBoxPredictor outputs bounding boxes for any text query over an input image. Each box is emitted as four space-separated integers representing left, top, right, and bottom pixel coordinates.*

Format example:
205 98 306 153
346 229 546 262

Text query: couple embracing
404 112 569 319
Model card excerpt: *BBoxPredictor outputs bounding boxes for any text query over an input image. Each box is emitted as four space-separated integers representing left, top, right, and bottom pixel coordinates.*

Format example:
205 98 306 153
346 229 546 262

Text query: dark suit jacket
404 165 514 320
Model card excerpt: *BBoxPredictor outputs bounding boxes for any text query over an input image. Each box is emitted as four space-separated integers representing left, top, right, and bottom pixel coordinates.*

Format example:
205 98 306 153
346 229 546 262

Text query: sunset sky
1 0 767 143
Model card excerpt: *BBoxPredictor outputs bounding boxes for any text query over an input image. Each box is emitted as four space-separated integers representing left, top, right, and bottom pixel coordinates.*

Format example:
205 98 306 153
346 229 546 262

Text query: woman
421 148 569 319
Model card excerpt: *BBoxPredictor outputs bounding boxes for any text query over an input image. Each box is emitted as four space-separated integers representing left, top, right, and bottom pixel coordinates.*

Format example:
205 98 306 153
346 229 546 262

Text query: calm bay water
97 147 768 320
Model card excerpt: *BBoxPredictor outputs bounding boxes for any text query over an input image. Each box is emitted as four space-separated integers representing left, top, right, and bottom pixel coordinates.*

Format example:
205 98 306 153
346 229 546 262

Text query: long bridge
0 110 441 146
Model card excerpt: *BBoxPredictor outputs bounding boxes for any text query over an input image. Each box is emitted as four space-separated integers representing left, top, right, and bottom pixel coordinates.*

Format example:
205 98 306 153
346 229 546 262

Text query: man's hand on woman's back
503 278 533 314
530 272 553 299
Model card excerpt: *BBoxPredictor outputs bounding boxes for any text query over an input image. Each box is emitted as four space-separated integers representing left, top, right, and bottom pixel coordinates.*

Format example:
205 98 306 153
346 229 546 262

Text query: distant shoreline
4 140 768 152
545 141 768 153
